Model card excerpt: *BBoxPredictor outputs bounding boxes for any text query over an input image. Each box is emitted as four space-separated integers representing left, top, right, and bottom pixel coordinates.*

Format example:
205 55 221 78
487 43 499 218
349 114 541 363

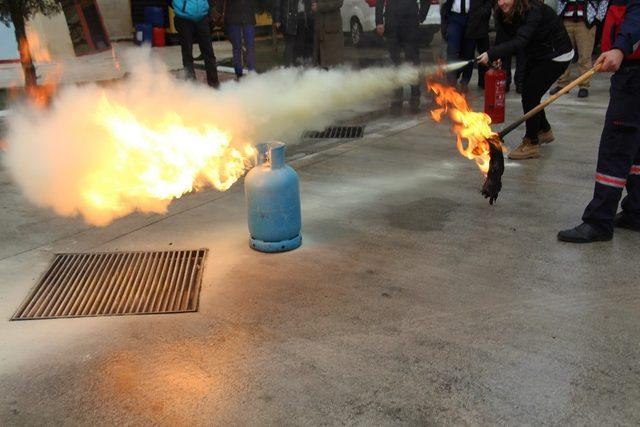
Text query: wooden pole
498 63 602 139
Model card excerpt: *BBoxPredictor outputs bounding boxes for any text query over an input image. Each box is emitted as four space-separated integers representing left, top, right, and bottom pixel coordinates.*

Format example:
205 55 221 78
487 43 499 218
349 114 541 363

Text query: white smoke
2 49 449 225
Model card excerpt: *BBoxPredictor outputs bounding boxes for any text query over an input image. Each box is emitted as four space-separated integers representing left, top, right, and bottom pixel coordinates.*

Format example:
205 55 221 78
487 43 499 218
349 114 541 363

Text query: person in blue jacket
558 0 640 242
173 0 220 88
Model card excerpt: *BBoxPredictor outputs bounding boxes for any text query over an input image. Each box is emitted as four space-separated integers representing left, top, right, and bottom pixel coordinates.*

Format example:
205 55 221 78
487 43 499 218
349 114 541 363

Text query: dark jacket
441 0 493 39
171 0 213 20
488 0 573 62
612 0 640 60
375 0 429 26
225 0 256 25
273 0 314 35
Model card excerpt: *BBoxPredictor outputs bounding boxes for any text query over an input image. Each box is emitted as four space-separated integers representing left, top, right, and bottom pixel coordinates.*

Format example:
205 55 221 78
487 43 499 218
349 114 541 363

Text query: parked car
341 0 441 48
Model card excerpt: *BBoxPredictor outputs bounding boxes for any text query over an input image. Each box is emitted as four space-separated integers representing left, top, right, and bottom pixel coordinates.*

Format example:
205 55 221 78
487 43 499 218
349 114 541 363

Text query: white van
341 0 441 47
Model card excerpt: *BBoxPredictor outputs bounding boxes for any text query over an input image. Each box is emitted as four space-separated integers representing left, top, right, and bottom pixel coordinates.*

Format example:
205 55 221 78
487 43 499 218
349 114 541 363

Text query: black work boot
557 223 613 243
614 212 640 232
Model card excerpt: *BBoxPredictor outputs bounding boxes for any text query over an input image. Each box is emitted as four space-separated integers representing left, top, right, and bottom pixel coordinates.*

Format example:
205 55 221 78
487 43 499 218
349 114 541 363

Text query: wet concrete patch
386 197 459 232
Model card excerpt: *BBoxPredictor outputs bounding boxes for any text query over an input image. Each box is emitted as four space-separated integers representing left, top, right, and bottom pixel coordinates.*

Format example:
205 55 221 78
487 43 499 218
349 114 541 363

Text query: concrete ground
1 64 640 425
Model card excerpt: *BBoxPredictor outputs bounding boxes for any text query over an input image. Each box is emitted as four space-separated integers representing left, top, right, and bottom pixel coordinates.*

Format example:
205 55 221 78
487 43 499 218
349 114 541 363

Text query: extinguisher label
496 80 506 107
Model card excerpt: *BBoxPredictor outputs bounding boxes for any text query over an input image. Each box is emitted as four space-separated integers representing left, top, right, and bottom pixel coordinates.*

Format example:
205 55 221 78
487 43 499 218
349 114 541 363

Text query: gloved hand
481 137 505 205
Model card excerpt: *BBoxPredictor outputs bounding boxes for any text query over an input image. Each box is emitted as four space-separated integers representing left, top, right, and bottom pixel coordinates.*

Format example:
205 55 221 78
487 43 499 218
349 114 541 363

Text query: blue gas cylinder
245 142 302 253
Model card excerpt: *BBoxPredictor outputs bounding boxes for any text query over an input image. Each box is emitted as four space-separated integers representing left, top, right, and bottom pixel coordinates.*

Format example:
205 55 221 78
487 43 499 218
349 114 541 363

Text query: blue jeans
445 12 476 85
226 24 256 77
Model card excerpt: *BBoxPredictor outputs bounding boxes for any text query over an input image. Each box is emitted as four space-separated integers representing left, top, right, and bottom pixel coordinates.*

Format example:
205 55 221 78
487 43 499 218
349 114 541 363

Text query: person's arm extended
612 0 640 56
596 0 640 72
487 5 542 61
316 0 344 13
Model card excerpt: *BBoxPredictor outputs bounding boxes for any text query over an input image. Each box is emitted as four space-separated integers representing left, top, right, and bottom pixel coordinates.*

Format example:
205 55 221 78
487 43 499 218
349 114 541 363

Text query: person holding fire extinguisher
478 0 574 160
558 0 640 243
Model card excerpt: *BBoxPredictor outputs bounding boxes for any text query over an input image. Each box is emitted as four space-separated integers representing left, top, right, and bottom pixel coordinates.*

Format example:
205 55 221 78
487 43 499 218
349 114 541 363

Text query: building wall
0 21 19 62
96 0 133 40
28 12 75 60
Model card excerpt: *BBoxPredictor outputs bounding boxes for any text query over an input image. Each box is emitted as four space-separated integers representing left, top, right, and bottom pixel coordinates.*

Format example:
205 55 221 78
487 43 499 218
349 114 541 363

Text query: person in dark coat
441 0 493 90
172 0 220 88
478 0 573 160
376 0 429 113
225 0 257 78
312 0 344 68
558 0 640 243
273 0 315 66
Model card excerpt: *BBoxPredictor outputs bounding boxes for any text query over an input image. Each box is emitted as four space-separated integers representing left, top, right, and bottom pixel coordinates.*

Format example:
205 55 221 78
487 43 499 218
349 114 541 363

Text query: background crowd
172 0 611 104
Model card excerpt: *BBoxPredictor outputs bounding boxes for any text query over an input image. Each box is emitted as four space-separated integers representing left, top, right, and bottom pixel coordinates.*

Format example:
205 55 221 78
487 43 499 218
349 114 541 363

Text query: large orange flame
8 90 256 226
74 94 257 225
428 81 503 174
7 40 255 226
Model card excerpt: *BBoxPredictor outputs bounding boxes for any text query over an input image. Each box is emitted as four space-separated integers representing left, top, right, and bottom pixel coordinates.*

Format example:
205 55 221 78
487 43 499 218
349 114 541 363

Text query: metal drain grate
12 249 207 320
302 126 364 139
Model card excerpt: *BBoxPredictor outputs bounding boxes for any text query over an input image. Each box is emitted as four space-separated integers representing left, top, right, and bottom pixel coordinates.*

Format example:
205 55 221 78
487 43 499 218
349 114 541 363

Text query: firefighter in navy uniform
558 0 640 243
376 0 430 114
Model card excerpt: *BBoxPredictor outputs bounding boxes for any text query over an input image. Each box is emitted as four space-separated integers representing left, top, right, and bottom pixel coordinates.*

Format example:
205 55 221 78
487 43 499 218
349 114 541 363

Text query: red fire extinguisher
484 66 507 124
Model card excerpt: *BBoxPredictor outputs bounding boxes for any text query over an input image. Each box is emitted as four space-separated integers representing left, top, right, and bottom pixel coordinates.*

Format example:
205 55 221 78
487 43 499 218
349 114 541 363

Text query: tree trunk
9 0 38 89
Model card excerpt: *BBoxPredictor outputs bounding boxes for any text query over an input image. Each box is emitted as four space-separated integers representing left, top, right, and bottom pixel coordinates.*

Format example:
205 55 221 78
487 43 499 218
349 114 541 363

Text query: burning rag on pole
427 79 506 204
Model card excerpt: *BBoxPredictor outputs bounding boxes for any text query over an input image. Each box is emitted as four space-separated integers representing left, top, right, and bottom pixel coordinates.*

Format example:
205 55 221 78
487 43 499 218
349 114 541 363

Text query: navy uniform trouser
582 64 640 234
386 12 420 106
445 12 476 85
